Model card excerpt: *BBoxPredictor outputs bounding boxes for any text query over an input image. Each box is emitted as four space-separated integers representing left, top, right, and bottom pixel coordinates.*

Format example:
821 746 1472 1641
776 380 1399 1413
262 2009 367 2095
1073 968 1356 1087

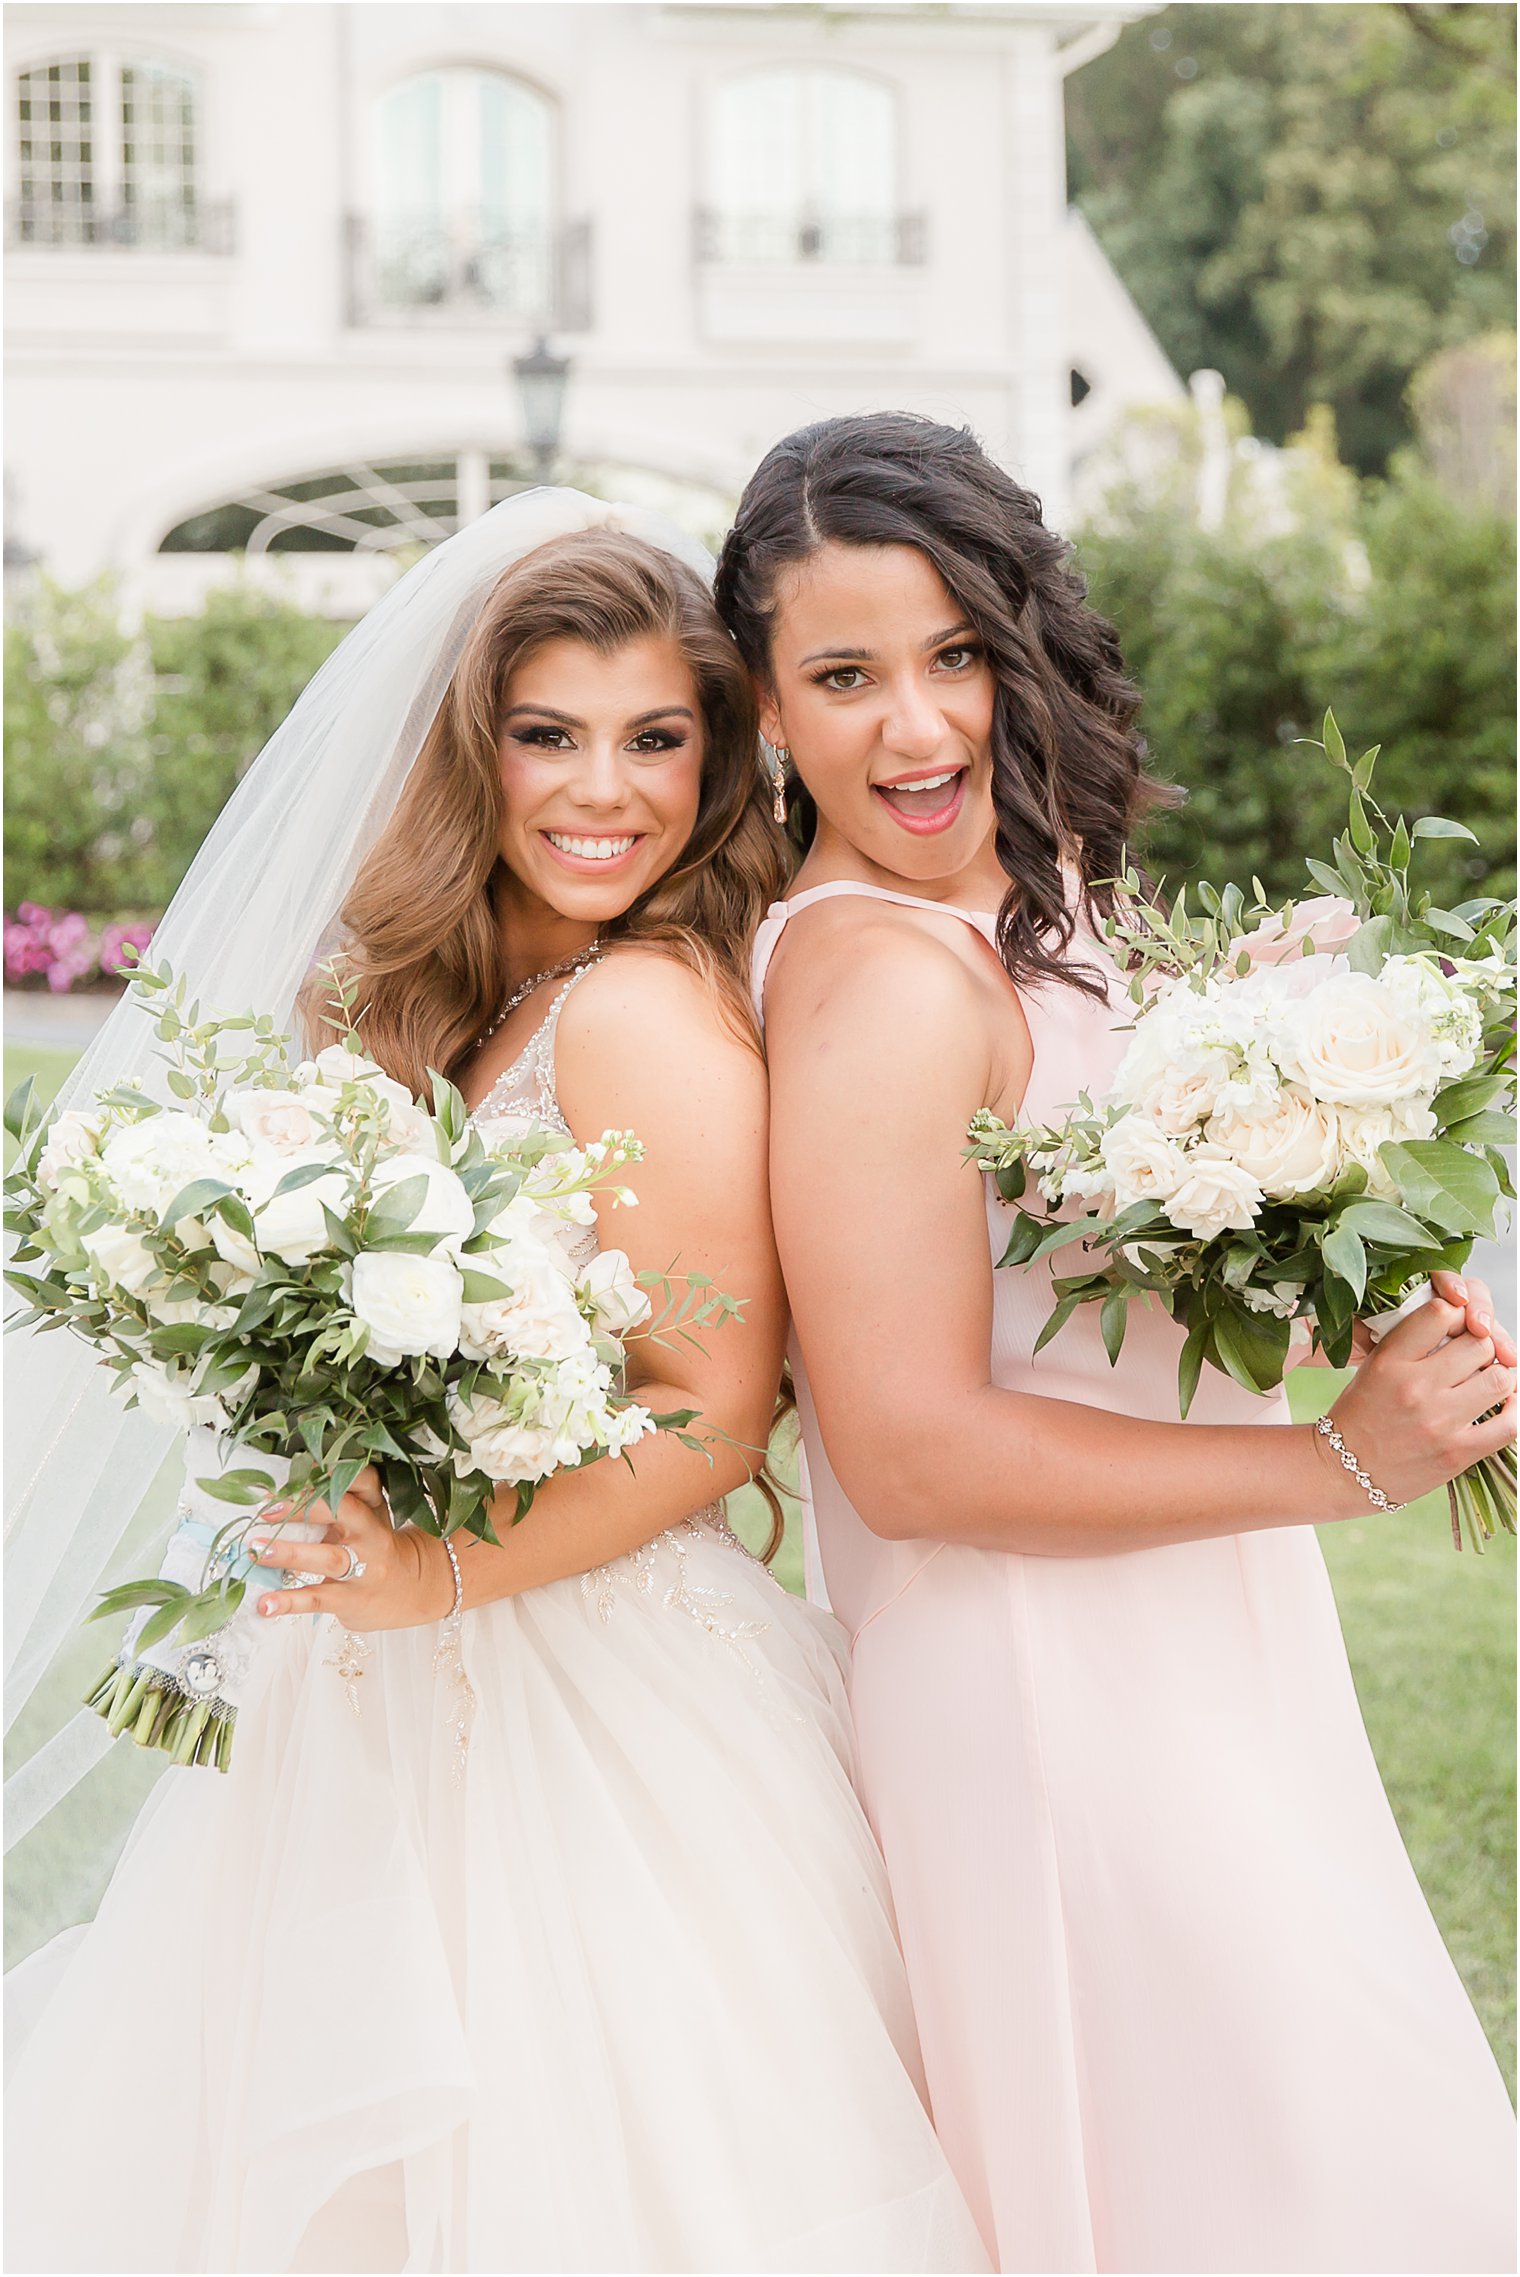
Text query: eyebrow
502 703 696 730
797 622 975 667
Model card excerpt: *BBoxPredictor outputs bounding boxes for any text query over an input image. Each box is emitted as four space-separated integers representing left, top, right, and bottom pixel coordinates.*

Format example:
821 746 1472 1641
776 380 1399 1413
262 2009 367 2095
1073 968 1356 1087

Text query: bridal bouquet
966 716 1516 1550
5 961 729 1766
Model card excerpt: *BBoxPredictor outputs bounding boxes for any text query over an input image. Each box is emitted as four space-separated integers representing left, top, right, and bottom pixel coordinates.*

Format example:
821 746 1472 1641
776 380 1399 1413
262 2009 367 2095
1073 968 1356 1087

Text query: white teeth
885 770 958 794
546 833 637 861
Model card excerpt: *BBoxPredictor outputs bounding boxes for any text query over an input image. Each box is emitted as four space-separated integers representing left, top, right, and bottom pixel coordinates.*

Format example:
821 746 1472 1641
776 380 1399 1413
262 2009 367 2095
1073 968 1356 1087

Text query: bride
4 497 989 2275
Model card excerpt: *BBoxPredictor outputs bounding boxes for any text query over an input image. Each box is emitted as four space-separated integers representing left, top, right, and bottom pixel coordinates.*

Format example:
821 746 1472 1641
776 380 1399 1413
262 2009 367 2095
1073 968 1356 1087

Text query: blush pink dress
754 881 1517 2277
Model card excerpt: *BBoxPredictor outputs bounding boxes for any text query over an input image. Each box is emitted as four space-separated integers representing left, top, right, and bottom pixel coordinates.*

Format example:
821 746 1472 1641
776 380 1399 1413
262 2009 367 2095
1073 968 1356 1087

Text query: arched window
13 52 205 248
706 67 910 264
370 69 554 315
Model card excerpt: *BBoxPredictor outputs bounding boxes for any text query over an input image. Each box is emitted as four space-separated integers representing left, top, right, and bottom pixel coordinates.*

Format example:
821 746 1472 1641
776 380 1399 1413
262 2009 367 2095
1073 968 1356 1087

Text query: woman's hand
1347 1268 1517 1367
1317 1296 1516 1516
248 1465 457 1631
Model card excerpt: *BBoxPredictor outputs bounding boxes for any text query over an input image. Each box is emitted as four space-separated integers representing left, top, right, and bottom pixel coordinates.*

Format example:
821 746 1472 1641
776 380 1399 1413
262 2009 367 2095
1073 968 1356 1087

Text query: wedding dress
755 880 1517 2277
6 968 990 2275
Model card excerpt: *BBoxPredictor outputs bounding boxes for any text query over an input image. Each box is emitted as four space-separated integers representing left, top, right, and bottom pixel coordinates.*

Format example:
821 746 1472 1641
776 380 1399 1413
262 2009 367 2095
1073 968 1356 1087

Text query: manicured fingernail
1475 1311 1493 1333
259 1597 277 1617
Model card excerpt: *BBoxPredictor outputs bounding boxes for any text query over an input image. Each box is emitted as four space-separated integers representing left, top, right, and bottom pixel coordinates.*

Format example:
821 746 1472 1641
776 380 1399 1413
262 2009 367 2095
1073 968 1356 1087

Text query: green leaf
1032 1290 1083 1356
365 1173 427 1234
459 1269 515 1304
1100 1288 1129 1367
159 1177 233 1227
1347 789 1374 858
1032 1219 1096 1263
1380 1140 1501 1237
134 1598 194 1653
1433 1073 1512 1129
1352 744 1380 791
271 1160 341 1198
1410 816 1478 844
3 1076 38 1144
994 1157 1028 1204
1336 1200 1434 1248
194 1468 277 1506
1176 1317 1209 1419
166 1070 197 1102
1322 709 1348 769
1443 1110 1517 1147
1213 1306 1292 1395
87 1578 191 1622
176 1581 246 1643
1321 1221 1367 1306
360 1230 447 1256
996 1214 1046 1271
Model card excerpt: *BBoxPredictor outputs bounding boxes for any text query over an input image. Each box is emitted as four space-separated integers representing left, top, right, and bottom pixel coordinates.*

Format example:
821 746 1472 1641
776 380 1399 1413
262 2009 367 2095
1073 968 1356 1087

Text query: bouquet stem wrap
85 1428 321 1771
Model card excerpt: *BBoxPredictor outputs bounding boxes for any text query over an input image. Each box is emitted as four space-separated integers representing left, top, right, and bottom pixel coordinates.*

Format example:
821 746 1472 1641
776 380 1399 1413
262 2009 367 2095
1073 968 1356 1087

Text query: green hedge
4 581 345 918
1078 464 1516 903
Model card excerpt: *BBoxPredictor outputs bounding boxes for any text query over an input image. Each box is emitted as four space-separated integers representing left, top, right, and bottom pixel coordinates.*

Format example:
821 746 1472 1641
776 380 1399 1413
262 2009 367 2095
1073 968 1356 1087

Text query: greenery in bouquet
5 959 736 1763
966 714 1516 1551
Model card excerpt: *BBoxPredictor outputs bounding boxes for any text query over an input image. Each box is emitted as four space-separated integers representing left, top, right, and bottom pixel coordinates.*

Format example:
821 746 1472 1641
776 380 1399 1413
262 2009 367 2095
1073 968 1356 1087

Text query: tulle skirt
6 1519 988 2274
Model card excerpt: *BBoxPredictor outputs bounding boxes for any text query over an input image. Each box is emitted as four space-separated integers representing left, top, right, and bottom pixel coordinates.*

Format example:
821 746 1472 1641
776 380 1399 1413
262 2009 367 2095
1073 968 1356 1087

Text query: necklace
474 945 601 1054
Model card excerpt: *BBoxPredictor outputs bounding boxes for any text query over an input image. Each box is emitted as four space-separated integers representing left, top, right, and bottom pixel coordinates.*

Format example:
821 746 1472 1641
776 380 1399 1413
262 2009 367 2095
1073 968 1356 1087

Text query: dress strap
751 880 1000 1023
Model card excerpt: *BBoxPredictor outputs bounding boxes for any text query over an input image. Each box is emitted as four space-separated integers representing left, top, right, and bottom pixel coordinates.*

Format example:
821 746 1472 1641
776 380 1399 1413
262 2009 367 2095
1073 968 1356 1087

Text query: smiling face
759 542 998 887
495 633 705 929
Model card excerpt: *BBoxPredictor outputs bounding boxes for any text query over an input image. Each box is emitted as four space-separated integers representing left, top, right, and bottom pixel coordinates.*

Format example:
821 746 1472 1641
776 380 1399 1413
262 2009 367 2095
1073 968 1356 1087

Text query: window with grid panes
13 51 199 247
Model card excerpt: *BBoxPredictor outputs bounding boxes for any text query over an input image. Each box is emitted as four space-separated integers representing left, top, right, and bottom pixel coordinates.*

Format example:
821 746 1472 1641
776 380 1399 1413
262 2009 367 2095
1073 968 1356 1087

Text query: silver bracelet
440 1533 465 1623
1314 1412 1403 1512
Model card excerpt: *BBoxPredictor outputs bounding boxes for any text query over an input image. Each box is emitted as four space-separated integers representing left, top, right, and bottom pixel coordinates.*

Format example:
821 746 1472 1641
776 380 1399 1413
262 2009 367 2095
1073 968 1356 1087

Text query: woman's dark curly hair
713 411 1175 999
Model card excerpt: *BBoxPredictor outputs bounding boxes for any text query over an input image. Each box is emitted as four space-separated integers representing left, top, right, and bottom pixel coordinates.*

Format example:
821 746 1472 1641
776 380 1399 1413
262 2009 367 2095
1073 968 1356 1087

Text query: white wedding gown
5 976 987 2276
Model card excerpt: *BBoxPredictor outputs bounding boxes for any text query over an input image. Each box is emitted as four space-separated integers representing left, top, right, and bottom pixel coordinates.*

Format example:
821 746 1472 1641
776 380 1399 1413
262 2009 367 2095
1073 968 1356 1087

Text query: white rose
100 1112 217 1217
1163 1146 1265 1240
1274 971 1444 1107
311 1042 387 1087
1334 1100 1438 1199
448 1388 559 1485
130 1355 257 1434
350 1249 463 1367
375 1093 437 1155
577 1249 651 1338
368 1152 474 1252
1145 1068 1221 1136
247 1150 350 1263
80 1219 164 1295
459 1248 592 1363
1204 1088 1342 1201
37 1108 105 1190
1099 1115 1190 1209
225 1088 325 1154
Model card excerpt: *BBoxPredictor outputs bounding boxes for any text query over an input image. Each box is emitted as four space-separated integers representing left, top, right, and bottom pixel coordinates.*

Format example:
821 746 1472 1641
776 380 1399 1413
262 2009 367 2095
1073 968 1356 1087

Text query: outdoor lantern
513 336 572 482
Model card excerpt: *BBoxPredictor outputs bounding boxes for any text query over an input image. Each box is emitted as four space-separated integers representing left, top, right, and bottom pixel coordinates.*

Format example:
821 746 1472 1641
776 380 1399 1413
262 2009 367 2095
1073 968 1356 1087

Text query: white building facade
4 0 1181 612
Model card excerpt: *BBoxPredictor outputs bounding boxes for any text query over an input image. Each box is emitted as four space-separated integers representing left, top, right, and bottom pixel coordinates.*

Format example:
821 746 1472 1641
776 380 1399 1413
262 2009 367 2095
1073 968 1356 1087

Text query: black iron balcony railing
694 208 927 267
346 212 592 330
6 195 235 253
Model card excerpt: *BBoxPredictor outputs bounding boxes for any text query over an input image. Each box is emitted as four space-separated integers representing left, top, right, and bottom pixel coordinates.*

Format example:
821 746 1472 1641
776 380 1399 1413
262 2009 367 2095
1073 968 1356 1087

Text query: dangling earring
770 745 791 827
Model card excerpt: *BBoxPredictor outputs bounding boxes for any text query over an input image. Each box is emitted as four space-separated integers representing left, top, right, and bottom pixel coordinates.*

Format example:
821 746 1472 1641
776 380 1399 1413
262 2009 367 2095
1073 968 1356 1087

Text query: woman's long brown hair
302 526 792 1556
308 527 789 1091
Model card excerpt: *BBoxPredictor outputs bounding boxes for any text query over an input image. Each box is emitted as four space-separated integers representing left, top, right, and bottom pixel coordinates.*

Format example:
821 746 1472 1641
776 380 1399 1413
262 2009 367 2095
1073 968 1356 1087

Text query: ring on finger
281 1569 319 1591
336 1543 368 1583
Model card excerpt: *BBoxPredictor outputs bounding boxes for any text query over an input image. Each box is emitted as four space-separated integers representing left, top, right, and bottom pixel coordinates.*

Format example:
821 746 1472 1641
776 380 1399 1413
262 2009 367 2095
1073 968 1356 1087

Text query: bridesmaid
717 412 1518 2275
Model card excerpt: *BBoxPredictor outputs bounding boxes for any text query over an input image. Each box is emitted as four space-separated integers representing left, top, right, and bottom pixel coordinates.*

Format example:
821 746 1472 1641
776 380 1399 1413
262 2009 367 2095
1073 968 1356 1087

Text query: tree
1068 5 1517 473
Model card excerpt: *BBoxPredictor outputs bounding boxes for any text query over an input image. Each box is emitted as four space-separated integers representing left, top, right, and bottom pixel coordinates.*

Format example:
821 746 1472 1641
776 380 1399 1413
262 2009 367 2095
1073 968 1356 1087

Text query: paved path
4 989 121 1051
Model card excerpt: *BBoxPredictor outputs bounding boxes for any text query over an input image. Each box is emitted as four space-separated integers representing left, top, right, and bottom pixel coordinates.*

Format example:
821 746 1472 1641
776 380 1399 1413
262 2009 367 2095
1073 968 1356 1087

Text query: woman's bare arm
765 910 1514 1554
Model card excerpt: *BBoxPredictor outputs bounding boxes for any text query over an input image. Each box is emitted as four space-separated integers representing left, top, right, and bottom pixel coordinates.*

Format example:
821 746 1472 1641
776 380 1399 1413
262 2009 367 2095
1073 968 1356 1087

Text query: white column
1001 24 1071 532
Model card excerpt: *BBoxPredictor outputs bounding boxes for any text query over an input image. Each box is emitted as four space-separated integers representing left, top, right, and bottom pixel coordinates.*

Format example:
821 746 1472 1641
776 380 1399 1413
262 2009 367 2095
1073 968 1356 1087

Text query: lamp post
512 335 572 483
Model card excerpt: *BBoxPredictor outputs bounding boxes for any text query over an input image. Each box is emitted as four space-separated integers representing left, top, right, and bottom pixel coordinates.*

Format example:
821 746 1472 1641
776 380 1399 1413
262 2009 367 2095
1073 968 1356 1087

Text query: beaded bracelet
1314 1411 1404 1512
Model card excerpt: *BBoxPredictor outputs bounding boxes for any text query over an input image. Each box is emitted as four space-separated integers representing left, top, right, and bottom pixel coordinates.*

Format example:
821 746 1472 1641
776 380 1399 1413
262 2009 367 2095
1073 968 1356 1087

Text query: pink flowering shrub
3 904 155 993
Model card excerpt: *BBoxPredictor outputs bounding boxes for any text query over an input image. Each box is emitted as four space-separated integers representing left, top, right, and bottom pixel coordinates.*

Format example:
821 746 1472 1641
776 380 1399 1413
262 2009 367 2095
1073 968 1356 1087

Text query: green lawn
6 1043 1513 2086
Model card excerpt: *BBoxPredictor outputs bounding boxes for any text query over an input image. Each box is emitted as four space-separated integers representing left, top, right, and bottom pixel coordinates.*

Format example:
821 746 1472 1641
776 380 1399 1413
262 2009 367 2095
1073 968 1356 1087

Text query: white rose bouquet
5 961 732 1767
966 715 1516 1551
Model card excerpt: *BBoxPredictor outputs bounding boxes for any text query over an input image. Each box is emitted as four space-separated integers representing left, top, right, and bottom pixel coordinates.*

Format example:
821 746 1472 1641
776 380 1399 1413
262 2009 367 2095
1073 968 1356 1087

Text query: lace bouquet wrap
5 959 710 1768
967 715 1516 1551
